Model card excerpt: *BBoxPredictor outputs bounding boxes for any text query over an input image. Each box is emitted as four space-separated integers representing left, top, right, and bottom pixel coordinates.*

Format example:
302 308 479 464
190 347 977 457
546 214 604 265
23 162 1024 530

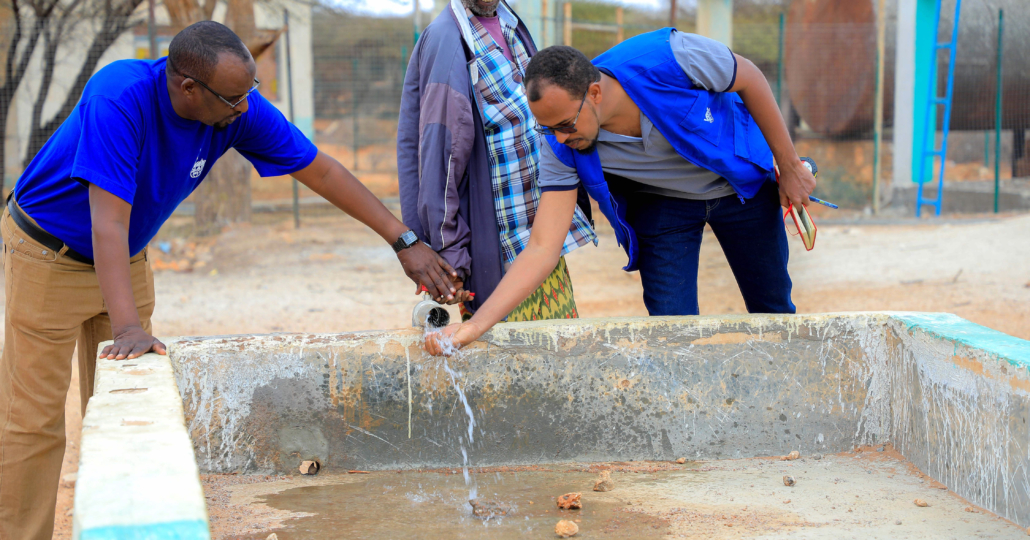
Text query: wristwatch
392 230 420 253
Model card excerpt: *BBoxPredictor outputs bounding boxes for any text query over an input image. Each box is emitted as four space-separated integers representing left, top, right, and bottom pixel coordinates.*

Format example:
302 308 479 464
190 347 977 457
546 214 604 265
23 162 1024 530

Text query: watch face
394 230 419 252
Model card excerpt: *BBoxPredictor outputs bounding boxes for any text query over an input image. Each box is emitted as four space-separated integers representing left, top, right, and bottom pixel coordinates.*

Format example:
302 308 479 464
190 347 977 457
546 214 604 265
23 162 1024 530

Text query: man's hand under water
423 321 487 356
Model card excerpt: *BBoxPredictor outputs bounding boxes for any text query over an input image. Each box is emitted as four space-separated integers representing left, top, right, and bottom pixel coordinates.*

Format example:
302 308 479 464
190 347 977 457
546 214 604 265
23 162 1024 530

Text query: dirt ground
2 208 1025 538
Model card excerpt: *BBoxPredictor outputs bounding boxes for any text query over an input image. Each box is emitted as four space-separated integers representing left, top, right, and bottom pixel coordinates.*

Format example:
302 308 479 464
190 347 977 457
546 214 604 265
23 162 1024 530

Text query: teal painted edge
80 520 210 540
891 313 1030 370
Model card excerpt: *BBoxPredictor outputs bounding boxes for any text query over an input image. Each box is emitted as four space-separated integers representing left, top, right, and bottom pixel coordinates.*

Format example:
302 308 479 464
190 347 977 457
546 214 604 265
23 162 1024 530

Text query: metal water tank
785 0 1030 138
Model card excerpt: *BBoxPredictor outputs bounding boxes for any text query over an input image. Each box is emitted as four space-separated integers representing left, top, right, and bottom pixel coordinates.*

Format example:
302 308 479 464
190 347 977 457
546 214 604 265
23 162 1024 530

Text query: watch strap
392 230 419 253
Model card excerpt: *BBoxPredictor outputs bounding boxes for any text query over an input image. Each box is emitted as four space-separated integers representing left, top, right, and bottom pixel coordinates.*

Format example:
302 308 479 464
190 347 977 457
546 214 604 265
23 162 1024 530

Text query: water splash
443 359 476 445
424 325 479 501
426 328 460 357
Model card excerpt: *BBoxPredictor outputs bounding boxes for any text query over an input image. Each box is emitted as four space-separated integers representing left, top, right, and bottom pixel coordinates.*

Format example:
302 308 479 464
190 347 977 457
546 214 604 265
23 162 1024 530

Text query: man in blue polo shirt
0 21 457 538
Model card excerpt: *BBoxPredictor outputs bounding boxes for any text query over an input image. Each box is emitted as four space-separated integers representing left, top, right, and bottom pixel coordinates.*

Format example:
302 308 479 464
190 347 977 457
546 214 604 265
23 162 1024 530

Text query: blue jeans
624 180 795 316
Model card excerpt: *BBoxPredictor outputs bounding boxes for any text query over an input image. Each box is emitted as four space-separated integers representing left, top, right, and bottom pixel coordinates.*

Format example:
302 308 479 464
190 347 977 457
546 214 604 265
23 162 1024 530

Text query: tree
1 0 69 182
18 0 146 165
164 0 281 233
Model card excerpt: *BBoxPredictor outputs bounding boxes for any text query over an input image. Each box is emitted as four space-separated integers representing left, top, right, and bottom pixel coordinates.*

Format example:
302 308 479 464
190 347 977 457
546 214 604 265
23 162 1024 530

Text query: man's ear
588 80 602 104
180 78 196 97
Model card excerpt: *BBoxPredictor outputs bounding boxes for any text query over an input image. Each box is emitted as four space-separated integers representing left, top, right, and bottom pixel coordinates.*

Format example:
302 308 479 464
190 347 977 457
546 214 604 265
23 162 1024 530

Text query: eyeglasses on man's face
533 88 589 136
172 63 260 109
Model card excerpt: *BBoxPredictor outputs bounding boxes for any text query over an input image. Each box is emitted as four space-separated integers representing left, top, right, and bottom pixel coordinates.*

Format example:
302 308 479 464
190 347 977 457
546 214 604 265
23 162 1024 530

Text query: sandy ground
1 209 1025 537
200 447 1028 539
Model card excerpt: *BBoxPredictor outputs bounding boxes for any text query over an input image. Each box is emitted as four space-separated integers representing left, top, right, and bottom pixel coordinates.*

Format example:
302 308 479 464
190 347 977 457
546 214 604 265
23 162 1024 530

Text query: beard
462 0 500 17
574 135 599 155
214 112 241 129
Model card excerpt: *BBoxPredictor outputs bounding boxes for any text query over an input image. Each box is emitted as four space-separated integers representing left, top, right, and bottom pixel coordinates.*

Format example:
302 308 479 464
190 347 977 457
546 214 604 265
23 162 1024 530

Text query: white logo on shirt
704 108 714 124
190 159 206 179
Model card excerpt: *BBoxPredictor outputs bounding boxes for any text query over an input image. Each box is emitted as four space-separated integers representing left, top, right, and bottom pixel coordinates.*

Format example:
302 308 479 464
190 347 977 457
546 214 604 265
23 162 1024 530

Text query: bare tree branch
1 0 49 182
20 0 145 164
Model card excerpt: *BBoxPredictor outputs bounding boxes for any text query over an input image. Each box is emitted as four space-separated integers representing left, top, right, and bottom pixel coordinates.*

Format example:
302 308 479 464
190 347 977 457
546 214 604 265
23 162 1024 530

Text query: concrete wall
74 343 209 539
170 315 886 475
74 312 1030 535
885 313 1030 525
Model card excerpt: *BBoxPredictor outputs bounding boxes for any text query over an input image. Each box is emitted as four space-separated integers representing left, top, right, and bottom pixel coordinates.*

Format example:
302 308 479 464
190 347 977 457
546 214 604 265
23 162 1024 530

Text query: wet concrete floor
209 450 1028 539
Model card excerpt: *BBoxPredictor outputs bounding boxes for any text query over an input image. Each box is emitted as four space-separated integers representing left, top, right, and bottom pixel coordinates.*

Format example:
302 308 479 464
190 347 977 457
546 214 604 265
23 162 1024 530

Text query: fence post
542 0 549 48
775 12 784 105
872 0 887 214
563 2 572 46
984 132 990 168
413 0 421 46
616 7 624 43
147 0 157 59
352 58 360 172
284 8 299 229
994 9 1003 214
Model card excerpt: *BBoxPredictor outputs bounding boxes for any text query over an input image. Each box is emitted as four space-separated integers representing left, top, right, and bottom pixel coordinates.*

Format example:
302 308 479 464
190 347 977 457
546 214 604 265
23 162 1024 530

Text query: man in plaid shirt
398 0 596 321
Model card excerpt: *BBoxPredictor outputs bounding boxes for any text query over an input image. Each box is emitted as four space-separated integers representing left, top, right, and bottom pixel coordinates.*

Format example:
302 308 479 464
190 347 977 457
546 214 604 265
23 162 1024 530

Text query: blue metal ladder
915 0 963 217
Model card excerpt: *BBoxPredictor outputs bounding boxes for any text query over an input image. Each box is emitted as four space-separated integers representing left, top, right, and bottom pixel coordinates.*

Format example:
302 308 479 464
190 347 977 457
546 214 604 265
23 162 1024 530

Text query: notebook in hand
785 203 817 251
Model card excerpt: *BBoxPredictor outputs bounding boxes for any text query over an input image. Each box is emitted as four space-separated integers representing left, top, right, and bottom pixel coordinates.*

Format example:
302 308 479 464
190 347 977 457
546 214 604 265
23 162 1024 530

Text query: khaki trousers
0 208 154 540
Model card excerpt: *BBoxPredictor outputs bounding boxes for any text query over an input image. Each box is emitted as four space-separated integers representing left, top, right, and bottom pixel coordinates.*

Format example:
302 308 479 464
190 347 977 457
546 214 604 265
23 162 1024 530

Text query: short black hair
525 46 600 102
167 21 251 81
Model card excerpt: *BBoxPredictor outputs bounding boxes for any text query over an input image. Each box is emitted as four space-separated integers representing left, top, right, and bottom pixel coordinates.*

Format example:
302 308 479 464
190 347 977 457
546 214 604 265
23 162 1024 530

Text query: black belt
7 196 94 265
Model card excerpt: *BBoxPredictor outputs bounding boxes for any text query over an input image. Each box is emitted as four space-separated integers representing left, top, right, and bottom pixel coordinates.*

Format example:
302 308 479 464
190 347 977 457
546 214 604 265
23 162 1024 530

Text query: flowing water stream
423 324 479 501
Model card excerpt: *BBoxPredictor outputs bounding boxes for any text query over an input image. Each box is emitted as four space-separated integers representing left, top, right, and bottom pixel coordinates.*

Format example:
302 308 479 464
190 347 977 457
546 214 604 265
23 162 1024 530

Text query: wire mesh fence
2 0 1029 222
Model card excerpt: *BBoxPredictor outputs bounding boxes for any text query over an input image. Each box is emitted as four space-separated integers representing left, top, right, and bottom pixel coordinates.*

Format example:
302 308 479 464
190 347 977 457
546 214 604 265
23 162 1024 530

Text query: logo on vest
190 159 206 179
704 108 714 124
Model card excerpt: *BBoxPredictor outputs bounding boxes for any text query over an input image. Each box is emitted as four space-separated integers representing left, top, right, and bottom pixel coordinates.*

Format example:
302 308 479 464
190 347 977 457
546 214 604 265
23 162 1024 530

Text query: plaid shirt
454 1 596 266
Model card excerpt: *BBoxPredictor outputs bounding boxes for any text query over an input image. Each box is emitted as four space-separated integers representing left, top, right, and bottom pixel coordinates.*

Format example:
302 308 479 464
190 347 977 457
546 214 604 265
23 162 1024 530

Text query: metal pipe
412 299 451 328
776 12 785 106
872 0 886 214
414 0 421 45
984 131 990 168
994 9 1003 214
542 0 549 48
147 0 157 60
284 9 299 229
563 2 572 46
352 58 360 171
616 7 624 43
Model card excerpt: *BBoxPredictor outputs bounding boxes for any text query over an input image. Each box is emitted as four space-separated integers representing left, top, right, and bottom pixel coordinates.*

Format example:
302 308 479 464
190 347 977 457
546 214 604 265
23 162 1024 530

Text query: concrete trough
73 312 1030 537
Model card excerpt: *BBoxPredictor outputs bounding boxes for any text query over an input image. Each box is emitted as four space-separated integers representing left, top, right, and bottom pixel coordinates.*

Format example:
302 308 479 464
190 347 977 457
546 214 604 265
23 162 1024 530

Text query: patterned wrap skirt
462 256 579 322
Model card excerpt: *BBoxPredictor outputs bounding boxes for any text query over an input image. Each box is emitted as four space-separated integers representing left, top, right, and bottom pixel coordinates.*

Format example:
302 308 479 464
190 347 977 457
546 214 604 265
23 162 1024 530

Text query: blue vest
546 28 775 271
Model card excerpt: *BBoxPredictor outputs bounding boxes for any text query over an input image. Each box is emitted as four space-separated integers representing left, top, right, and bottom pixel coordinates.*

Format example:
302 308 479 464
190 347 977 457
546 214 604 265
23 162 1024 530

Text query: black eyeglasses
533 89 589 136
172 63 260 109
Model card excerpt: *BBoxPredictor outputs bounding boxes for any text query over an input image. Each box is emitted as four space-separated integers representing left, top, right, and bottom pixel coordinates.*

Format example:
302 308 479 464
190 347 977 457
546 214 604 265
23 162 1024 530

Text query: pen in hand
808 196 838 209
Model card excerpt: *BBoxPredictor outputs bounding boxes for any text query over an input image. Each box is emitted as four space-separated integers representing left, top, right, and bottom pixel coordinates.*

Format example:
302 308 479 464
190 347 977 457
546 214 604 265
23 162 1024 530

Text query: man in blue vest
425 30 817 354
0 21 457 538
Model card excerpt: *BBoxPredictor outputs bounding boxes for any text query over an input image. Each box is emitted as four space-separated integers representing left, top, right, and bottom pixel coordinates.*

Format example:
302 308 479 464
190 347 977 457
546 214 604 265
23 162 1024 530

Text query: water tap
412 297 451 328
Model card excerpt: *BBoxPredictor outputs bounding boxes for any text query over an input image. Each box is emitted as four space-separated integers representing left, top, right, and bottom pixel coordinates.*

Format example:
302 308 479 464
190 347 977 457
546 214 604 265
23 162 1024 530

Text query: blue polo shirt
14 57 318 259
